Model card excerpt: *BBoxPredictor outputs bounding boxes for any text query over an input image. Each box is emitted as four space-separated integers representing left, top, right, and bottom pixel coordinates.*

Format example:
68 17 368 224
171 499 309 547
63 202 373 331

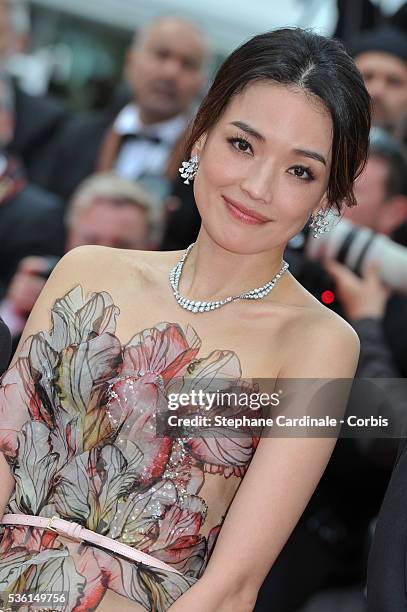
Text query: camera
287 216 407 295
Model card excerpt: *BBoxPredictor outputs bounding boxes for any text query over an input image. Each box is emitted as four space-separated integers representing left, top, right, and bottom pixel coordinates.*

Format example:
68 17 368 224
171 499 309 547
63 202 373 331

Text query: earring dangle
309 208 331 238
179 155 199 184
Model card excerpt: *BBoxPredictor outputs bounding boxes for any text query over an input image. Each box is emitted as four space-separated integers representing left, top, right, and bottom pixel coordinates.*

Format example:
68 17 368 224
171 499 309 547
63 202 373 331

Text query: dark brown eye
288 165 315 181
236 139 250 151
228 137 253 154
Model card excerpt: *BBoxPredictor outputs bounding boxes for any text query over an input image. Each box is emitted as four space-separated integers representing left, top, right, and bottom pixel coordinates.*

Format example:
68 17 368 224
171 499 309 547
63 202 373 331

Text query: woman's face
192 81 333 254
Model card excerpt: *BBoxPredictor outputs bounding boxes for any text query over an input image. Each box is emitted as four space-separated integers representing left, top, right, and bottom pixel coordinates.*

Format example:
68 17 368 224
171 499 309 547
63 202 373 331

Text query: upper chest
113 292 296 381
87 249 313 381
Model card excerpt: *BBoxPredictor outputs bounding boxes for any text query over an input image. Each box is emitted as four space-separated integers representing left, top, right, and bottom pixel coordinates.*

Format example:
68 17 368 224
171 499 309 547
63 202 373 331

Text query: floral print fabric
0 286 258 611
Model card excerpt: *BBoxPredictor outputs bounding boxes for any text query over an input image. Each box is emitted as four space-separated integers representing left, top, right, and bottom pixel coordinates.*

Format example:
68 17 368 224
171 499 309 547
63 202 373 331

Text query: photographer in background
289 127 407 376
0 172 164 355
351 25 407 138
323 127 407 379
255 129 407 612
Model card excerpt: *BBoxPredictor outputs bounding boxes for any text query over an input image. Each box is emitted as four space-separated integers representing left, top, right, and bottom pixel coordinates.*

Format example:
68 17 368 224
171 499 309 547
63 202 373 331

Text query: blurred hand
7 256 48 316
164 195 181 214
322 258 391 321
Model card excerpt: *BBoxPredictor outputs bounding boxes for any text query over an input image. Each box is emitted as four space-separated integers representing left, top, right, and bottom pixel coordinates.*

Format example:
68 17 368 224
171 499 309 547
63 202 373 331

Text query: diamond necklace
169 242 289 313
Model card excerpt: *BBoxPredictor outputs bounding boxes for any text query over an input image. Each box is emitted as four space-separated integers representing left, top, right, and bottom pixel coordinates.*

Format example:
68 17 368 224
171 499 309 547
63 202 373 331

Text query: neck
138 106 177 126
177 229 287 302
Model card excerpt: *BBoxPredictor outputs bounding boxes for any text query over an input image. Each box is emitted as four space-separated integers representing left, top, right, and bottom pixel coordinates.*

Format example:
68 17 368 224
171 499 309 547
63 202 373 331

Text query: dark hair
369 128 407 199
185 28 371 212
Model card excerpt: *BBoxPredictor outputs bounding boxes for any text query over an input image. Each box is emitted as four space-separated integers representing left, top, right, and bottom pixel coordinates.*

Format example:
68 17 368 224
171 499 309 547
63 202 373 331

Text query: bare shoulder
277 274 360 378
33 245 183 320
9 246 180 368
39 245 181 311
56 245 150 278
9 246 149 344
54 245 178 287
299 301 360 352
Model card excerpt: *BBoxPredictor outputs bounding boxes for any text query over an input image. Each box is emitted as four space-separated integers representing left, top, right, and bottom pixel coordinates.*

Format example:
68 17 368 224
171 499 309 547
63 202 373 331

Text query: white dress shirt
113 104 188 181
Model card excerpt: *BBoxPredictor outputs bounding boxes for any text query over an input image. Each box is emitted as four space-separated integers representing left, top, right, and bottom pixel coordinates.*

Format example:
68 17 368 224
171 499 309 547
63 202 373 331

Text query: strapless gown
0 286 259 611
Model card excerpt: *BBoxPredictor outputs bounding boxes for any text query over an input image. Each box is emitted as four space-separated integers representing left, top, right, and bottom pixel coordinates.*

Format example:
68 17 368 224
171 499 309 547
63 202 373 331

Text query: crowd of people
0 1 407 610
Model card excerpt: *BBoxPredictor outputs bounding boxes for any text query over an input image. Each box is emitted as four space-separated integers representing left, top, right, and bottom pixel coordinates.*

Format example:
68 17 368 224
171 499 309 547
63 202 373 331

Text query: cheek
134 57 154 84
394 88 407 105
195 147 243 197
194 155 231 203
273 178 324 220
180 73 199 94
192 154 242 229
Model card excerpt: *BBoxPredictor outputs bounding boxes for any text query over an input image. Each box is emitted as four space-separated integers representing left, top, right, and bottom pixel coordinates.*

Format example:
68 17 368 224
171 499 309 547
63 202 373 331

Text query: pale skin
0 82 360 611
344 154 407 235
355 51 407 131
126 16 208 124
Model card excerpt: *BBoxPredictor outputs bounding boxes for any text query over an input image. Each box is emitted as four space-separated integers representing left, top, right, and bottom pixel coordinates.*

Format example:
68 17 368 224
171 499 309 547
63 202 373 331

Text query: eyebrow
229 121 265 142
229 121 327 166
293 148 326 166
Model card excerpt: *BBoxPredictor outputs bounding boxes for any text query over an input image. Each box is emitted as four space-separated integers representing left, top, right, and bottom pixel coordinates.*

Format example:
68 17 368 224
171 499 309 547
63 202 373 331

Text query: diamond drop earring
309 208 331 238
179 155 199 185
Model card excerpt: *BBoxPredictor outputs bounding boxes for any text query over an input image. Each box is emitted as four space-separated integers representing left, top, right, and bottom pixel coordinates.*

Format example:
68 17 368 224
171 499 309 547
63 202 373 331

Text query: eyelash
227 133 253 154
226 133 316 182
288 165 315 181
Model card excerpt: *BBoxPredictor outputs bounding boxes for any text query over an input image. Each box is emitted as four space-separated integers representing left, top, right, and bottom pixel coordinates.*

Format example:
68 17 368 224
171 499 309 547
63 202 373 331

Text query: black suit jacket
367 438 407 611
0 182 65 296
9 85 70 190
0 317 11 375
9 84 69 188
46 110 114 201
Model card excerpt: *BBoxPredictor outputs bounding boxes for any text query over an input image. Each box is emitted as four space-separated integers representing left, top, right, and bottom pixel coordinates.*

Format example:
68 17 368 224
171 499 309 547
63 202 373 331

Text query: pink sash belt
0 513 181 575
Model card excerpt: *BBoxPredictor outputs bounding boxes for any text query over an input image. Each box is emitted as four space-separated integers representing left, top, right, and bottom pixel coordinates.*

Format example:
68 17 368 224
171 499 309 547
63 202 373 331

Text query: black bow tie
121 132 162 145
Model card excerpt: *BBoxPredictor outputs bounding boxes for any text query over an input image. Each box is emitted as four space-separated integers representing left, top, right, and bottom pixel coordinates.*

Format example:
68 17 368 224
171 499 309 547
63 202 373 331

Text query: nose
240 162 273 204
161 57 182 81
366 76 385 100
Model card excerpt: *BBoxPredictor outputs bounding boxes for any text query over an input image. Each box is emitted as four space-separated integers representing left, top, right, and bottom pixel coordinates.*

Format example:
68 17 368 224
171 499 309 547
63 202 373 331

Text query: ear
191 133 207 158
124 47 137 83
311 193 329 217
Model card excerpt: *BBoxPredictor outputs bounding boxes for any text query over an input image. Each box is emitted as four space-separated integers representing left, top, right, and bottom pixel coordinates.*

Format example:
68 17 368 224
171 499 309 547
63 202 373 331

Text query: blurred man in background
0 71 65 300
65 172 164 250
0 0 28 61
0 0 69 188
97 16 208 189
0 172 163 353
324 128 407 377
51 15 209 203
343 128 407 235
351 25 407 137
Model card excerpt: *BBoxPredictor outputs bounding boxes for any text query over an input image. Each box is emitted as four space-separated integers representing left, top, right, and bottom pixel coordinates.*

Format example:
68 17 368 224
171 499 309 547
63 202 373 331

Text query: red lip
223 196 270 223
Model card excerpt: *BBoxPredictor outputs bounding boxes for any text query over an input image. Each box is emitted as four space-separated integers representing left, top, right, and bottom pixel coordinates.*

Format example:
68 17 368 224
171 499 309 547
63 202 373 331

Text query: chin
150 95 178 112
203 223 271 256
